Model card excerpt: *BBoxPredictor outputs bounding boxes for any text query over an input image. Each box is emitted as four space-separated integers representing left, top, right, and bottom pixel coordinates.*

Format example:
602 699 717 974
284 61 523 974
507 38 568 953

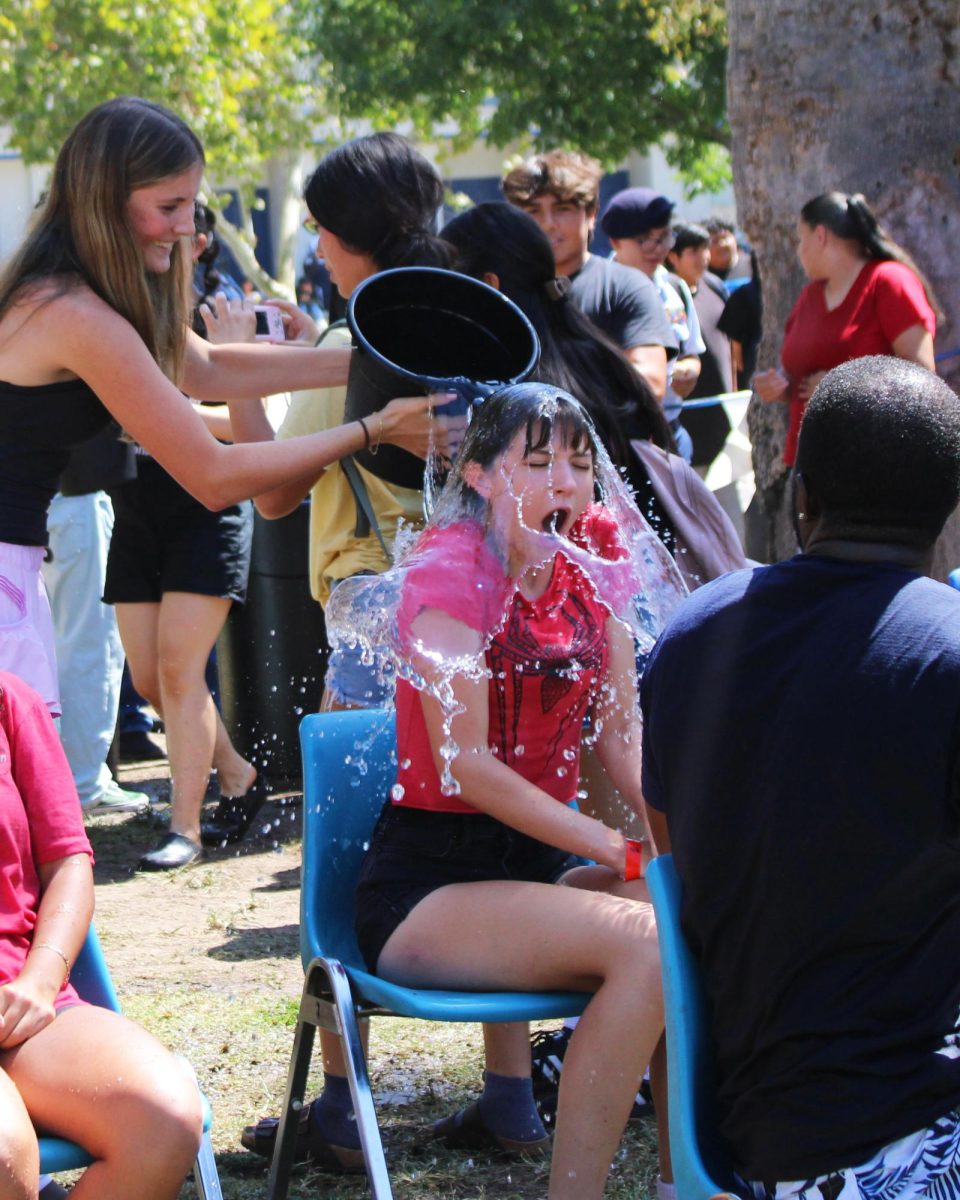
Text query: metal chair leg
323 959 393 1200
266 984 320 1200
267 957 393 1200
193 1131 223 1200
173 1056 223 1200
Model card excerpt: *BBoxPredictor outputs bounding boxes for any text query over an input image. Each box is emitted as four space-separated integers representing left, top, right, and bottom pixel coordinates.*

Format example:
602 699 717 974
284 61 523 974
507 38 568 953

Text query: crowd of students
0 95 957 1200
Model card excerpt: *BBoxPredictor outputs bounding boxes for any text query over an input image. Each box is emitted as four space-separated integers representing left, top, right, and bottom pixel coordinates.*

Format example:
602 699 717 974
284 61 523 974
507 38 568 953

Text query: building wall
0 150 49 263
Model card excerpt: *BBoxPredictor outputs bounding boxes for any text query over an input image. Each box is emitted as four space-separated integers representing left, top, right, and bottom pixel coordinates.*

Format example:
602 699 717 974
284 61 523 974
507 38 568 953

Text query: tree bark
726 0 960 565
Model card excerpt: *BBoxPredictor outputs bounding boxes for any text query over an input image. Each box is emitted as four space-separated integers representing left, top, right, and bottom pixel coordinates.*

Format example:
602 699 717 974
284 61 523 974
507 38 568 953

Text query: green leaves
0 0 314 192
0 0 729 276
308 0 728 170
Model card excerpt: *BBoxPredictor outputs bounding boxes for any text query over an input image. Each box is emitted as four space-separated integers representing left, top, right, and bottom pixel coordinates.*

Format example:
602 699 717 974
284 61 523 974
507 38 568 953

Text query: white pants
42 492 124 806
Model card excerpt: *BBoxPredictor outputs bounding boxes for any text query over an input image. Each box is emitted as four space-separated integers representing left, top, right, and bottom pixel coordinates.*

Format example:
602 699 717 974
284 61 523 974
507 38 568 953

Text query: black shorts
104 456 253 604
354 803 579 972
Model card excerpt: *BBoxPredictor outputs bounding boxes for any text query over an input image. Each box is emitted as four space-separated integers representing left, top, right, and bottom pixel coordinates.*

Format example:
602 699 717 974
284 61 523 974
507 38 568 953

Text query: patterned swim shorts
738 1108 960 1200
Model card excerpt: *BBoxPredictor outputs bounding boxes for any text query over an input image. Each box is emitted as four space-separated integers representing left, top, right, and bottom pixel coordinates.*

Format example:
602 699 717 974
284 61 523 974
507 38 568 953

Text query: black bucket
345 267 540 488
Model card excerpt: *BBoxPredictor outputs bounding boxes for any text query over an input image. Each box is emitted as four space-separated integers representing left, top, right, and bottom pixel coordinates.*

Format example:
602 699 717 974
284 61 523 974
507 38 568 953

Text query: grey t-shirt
569 254 675 356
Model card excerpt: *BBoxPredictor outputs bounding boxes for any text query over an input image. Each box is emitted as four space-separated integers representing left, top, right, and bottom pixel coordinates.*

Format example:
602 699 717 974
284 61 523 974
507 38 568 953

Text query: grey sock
478 1070 547 1142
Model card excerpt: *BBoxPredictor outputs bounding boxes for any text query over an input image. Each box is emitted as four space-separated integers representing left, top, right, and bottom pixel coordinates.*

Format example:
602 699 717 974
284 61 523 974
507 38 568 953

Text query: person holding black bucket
442 201 680 553
223 133 465 722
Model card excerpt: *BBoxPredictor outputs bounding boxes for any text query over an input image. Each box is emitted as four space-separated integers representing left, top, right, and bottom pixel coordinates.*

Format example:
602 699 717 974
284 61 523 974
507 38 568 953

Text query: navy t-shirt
641 555 960 1181
569 254 675 356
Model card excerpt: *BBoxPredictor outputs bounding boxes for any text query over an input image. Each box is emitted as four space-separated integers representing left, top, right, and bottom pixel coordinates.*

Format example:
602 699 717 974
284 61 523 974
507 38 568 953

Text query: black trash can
217 504 326 792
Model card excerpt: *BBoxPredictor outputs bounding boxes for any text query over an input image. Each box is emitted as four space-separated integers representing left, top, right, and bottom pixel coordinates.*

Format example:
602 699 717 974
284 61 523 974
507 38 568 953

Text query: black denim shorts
104 456 253 604
354 803 578 972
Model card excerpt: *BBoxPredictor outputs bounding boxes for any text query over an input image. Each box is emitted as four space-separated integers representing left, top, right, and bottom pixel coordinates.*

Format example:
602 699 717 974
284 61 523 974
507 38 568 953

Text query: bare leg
211 706 255 795
3 1007 201 1200
0 1067 38 1200
649 1033 671 1183
378 879 662 1200
115 601 162 715
155 592 253 842
317 694 528 1116
483 1022 534 1075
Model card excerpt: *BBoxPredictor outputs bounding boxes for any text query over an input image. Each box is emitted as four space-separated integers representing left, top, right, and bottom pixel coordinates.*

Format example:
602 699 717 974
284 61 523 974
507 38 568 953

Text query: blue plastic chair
267 708 591 1200
646 854 743 1200
38 926 223 1199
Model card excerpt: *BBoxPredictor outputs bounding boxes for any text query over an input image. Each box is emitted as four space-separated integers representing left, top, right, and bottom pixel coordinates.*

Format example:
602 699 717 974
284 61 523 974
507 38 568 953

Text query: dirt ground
91 753 305 1002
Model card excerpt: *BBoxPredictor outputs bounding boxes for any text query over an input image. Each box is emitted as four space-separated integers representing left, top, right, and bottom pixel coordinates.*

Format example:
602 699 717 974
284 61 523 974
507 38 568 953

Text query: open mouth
542 507 570 534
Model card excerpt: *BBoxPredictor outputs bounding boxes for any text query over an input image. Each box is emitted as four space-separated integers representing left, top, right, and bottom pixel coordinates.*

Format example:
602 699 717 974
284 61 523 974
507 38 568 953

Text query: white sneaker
83 780 150 814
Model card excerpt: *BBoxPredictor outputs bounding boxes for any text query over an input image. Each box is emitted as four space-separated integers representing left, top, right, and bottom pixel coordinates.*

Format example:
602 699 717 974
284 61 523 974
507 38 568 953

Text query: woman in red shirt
754 192 938 464
0 671 202 1199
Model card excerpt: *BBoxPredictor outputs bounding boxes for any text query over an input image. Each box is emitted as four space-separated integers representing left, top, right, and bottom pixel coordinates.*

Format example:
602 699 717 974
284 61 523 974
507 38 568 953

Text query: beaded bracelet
34 941 71 981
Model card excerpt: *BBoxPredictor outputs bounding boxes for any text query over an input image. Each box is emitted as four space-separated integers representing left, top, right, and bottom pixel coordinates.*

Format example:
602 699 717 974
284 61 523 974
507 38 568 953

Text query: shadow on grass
209 923 300 961
87 798 304 887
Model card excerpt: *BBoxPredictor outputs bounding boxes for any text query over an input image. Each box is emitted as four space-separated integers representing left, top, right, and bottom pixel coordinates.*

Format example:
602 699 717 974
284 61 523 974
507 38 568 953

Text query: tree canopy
311 0 728 190
0 0 729 279
0 0 313 192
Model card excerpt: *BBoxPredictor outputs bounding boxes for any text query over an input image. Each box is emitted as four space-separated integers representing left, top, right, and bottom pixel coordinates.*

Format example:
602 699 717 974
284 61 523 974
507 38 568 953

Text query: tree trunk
726 0 960 565
266 150 305 293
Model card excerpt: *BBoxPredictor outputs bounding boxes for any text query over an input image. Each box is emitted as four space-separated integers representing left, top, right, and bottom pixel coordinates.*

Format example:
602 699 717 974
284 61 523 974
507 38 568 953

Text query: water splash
326 389 687 790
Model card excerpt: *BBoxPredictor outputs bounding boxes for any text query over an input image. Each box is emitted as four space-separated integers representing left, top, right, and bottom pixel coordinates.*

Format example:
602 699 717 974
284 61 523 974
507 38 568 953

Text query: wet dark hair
304 132 453 271
442 203 673 465
800 192 942 321
796 356 960 545
669 221 710 256
451 383 597 517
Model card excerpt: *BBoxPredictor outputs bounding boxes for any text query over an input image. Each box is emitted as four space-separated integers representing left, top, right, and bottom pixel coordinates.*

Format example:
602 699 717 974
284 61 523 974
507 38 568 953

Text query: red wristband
623 837 644 881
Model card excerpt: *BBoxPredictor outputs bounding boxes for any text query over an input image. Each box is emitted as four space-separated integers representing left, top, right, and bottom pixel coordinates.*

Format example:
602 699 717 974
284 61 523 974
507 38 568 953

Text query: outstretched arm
50 289 430 511
181 325 351 401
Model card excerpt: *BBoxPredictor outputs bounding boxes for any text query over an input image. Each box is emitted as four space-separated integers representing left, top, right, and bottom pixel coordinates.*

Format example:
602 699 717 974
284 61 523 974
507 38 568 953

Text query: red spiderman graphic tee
393 508 620 813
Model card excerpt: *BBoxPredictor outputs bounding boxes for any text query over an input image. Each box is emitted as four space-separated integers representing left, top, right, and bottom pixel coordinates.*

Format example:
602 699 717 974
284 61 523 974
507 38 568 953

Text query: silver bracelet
34 941 71 981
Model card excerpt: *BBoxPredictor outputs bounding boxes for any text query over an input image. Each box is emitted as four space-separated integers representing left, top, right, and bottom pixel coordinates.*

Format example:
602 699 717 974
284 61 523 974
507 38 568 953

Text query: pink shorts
0 543 60 716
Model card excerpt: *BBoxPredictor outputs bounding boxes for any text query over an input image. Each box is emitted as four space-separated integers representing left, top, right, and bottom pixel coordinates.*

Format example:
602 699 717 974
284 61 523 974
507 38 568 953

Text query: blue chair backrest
299 709 397 971
71 926 121 1012
646 853 741 1199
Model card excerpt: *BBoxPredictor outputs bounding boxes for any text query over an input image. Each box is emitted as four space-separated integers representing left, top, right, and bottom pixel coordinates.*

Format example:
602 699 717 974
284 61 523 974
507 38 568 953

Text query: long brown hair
0 96 204 381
